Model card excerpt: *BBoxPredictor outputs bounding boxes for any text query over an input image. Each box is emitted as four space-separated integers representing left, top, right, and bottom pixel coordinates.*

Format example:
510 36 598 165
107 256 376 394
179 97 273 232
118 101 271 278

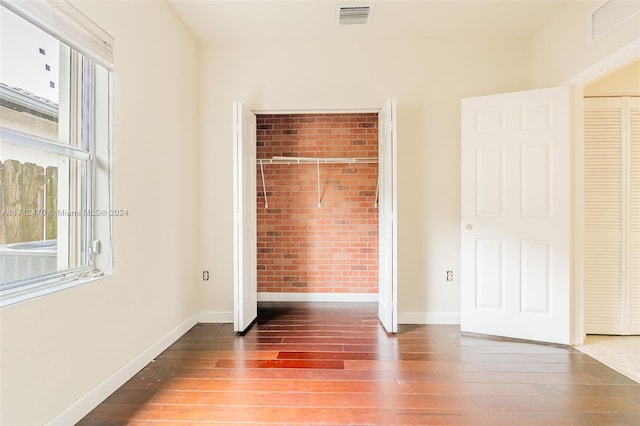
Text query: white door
378 99 398 333
233 102 257 333
583 96 640 335
631 97 640 334
630 97 640 334
583 97 625 335
461 87 571 344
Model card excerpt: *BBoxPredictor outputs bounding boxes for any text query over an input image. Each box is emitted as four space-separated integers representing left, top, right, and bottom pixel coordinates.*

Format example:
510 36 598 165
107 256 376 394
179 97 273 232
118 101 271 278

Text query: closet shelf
257 155 379 210
257 156 378 165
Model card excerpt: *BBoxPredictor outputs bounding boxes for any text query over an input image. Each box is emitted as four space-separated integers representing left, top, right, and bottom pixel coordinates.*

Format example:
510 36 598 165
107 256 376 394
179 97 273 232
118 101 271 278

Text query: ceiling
167 0 574 44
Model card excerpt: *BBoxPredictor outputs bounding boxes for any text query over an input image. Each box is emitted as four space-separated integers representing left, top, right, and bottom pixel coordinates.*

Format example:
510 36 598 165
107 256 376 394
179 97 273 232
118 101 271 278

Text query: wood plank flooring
78 302 640 425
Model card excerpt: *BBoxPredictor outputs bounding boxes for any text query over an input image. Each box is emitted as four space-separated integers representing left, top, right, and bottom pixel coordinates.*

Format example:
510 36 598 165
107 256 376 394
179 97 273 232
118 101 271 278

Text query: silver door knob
465 224 473 230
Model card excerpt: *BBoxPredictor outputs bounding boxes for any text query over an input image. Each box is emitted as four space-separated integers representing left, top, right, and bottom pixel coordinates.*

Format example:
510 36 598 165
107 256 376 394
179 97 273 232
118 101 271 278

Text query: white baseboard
398 312 460 325
198 311 234 323
47 313 198 426
257 292 378 303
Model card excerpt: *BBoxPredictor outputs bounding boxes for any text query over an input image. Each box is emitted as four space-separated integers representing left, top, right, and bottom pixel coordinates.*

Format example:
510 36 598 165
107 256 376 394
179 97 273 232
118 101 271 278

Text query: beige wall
584 60 640 96
199 38 532 318
0 1 200 424
531 1 640 87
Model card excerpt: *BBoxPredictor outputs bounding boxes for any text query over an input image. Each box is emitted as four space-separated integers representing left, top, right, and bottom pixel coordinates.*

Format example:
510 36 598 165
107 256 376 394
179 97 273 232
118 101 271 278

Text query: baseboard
197 311 234 323
47 313 198 426
398 312 460 325
257 292 378 303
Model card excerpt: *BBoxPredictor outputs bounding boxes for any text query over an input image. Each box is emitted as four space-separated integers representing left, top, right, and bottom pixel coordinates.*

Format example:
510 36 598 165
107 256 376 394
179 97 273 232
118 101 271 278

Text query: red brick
257 113 379 294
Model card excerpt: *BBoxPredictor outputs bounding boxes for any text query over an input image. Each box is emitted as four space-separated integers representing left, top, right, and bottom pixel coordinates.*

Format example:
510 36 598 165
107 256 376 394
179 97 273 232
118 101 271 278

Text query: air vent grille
337 5 372 25
591 0 640 40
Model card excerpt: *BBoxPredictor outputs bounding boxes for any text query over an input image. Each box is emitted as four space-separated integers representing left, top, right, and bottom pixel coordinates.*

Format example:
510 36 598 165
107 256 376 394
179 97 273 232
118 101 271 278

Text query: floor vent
591 0 640 41
337 5 372 25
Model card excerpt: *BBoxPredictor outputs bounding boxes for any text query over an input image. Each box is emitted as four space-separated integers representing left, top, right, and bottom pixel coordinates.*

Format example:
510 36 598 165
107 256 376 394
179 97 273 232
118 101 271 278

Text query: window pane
0 7 76 145
0 146 88 285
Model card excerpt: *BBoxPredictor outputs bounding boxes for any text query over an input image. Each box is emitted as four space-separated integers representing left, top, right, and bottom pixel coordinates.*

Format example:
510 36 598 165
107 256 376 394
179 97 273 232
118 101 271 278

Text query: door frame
567 38 640 345
235 104 398 318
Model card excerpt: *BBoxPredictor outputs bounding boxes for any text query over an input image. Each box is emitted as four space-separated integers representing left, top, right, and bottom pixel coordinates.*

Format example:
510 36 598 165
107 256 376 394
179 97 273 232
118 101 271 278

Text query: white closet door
584 97 625 335
584 96 640 335
629 97 640 334
233 102 258 333
378 99 397 334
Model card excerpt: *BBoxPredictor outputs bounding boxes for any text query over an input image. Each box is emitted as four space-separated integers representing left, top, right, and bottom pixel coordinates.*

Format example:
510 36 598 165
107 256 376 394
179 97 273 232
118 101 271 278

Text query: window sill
0 270 111 308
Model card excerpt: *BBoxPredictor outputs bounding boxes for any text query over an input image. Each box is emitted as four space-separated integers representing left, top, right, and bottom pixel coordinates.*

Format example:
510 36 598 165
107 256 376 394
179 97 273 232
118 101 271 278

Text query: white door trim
567 37 640 345
566 38 640 87
235 103 398 316
252 108 380 115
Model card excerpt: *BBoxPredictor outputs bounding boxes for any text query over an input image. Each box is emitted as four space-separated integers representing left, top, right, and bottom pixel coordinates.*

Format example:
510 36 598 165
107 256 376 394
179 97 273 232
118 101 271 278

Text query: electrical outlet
446 270 454 282
203 270 210 281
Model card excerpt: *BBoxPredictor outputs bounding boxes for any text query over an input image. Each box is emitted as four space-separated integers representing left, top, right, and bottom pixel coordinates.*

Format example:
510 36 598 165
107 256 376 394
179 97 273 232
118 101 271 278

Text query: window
0 1 114 306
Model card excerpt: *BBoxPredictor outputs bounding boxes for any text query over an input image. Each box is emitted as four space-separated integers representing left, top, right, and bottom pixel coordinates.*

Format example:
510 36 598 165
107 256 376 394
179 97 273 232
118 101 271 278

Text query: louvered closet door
629 98 640 334
584 97 640 335
584 97 625 335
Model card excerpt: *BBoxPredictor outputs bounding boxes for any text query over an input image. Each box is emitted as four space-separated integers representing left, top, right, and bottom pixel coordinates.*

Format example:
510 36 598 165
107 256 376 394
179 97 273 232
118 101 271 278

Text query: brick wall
256 113 378 294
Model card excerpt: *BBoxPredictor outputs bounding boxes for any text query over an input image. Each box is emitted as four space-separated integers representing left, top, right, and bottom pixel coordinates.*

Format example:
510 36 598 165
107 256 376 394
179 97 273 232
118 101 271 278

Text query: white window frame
0 0 113 307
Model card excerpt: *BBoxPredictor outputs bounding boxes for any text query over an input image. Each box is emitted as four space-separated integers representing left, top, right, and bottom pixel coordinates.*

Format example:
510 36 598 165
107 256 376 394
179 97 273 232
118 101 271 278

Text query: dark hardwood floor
78 302 640 425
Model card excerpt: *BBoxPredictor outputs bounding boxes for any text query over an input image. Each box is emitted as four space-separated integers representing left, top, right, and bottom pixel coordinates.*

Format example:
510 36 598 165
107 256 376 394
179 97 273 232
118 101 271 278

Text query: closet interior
255 113 379 297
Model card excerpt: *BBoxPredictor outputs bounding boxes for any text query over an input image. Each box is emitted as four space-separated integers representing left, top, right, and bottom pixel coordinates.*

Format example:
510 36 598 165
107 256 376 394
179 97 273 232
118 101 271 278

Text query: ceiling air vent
590 0 640 41
337 5 372 25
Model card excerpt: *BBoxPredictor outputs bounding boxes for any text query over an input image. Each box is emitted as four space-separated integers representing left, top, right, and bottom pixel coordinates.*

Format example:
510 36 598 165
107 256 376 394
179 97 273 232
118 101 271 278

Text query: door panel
233 102 257 333
461 87 570 345
476 147 505 216
378 99 397 333
520 240 551 314
521 143 552 217
475 239 505 310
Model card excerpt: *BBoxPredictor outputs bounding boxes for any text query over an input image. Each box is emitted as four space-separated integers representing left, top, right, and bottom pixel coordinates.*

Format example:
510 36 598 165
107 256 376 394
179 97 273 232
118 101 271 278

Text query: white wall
584 59 640 96
531 0 640 87
0 1 200 424
199 37 532 319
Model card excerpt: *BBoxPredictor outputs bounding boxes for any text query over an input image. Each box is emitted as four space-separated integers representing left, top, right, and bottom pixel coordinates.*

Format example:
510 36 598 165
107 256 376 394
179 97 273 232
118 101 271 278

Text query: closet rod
257 156 378 165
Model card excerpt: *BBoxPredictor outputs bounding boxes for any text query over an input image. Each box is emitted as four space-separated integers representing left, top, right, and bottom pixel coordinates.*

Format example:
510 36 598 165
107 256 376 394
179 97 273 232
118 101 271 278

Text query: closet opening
255 113 379 302
582 59 639 337
576 58 639 382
